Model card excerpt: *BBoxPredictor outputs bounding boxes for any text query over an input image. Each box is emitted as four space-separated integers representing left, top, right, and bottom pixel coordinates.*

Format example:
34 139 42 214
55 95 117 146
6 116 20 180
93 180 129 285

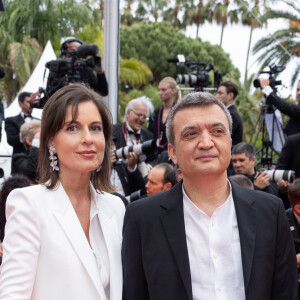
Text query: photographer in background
216 81 243 146
11 119 41 182
33 37 108 108
231 142 278 196
259 78 300 136
285 180 300 267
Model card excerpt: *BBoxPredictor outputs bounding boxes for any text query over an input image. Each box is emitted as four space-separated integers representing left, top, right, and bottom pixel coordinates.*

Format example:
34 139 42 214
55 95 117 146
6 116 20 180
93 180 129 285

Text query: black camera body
168 55 222 90
253 64 285 91
36 44 101 107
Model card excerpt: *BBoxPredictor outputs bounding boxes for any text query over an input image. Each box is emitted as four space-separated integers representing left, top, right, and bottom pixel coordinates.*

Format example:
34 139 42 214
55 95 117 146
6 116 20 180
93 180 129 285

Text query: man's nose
197 132 214 149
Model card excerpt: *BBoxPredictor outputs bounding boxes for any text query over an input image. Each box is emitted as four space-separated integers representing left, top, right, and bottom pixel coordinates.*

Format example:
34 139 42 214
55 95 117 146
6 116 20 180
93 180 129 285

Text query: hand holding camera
254 170 270 189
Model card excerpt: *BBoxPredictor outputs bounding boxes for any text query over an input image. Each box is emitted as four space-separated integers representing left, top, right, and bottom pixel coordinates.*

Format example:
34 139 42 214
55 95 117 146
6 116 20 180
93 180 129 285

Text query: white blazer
0 182 125 300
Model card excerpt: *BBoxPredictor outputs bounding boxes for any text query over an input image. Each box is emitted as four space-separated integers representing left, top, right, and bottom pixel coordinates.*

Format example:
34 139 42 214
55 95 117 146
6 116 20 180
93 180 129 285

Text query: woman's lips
77 150 97 158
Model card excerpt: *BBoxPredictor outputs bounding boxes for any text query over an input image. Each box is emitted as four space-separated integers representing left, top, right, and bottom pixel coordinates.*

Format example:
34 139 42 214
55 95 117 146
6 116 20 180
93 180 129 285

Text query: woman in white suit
0 84 125 300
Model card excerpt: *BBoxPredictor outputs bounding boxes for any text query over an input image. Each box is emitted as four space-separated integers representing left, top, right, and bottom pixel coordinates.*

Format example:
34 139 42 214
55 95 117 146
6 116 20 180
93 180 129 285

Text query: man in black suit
216 81 243 145
277 132 300 178
122 92 298 299
113 96 155 165
5 92 34 154
259 79 300 136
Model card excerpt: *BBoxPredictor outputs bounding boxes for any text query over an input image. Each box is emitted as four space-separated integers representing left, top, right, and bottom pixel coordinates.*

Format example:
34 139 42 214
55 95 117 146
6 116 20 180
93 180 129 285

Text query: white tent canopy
0 41 56 179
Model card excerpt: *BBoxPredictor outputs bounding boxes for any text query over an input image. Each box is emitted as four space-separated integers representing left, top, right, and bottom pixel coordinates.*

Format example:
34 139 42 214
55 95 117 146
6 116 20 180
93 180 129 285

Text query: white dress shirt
90 196 110 299
183 182 245 300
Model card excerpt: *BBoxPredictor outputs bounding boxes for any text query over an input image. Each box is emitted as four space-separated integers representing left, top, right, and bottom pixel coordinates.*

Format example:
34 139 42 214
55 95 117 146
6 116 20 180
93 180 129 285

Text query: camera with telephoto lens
167 54 222 90
36 44 101 107
253 64 285 91
259 168 295 183
114 140 157 160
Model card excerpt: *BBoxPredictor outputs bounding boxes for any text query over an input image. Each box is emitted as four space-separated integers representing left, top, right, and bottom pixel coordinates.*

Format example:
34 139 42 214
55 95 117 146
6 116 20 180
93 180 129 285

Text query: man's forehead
174 104 228 124
133 103 147 111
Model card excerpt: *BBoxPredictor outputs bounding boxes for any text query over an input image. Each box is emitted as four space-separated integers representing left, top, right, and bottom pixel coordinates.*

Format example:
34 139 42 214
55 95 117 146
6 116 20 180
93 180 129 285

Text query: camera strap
157 108 168 148
122 123 142 145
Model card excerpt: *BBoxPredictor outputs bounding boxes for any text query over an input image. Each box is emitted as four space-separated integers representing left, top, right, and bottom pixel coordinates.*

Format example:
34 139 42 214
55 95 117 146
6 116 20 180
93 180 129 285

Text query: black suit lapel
159 182 193 300
17 114 25 126
231 181 257 294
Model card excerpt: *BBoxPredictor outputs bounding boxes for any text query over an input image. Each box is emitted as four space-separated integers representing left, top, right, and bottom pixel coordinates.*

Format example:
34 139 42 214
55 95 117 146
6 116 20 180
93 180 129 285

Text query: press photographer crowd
0 38 300 299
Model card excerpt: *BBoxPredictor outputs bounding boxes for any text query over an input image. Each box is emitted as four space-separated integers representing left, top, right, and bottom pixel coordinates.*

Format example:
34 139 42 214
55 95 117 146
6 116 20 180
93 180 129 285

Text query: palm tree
213 0 239 46
252 1 300 85
182 0 216 39
119 58 153 89
142 0 169 22
239 0 268 82
0 0 96 104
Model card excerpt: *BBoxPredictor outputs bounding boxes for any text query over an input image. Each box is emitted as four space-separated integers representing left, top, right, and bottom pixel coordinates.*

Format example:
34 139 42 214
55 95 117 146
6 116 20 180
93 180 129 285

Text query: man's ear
25 138 32 148
168 143 177 165
294 204 300 217
163 182 172 191
228 92 235 101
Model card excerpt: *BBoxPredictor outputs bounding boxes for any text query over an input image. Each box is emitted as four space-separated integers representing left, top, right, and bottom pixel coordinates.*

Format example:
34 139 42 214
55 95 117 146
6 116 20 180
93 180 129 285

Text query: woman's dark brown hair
38 83 114 193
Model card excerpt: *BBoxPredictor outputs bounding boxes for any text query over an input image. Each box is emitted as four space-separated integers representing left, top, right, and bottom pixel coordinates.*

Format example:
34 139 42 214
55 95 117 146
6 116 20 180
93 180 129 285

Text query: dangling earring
49 145 59 171
96 165 102 173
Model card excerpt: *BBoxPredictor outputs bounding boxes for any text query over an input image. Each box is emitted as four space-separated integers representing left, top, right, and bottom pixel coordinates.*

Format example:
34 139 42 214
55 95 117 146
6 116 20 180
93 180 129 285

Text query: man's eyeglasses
131 110 147 120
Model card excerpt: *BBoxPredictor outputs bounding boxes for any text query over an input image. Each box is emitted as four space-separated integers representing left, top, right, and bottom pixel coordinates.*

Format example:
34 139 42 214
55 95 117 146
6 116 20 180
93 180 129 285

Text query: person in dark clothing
5 92 35 155
113 96 155 166
259 79 300 136
148 77 180 153
285 179 300 284
277 132 300 178
0 101 4 142
0 174 32 264
232 142 278 196
11 119 41 182
216 81 243 146
275 133 300 209
32 37 108 108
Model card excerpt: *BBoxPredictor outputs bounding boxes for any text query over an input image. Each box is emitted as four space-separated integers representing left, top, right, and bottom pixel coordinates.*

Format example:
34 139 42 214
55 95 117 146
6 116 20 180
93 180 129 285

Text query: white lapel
52 182 107 300
95 192 123 300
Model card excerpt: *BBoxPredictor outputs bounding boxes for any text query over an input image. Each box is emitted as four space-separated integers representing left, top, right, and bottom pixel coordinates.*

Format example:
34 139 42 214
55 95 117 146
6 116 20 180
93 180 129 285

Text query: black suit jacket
4 114 26 154
266 92 300 136
11 147 38 182
112 162 145 197
228 104 243 145
276 133 300 178
122 181 298 300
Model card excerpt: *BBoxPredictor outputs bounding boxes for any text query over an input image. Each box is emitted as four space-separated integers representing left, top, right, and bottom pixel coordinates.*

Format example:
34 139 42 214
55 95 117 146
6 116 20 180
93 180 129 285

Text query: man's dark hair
18 92 31 103
230 174 254 189
156 163 177 187
220 81 239 99
232 142 255 159
0 175 32 241
288 179 300 207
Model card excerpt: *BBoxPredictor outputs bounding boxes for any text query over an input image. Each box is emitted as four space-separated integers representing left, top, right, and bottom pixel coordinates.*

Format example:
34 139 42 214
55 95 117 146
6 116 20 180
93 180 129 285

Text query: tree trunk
245 25 253 83
220 23 225 46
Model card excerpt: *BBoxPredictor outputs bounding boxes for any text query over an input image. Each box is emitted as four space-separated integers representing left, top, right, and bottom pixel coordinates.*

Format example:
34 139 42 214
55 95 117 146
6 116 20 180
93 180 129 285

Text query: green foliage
120 22 240 83
0 0 97 104
252 0 300 86
118 84 160 124
119 58 153 89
